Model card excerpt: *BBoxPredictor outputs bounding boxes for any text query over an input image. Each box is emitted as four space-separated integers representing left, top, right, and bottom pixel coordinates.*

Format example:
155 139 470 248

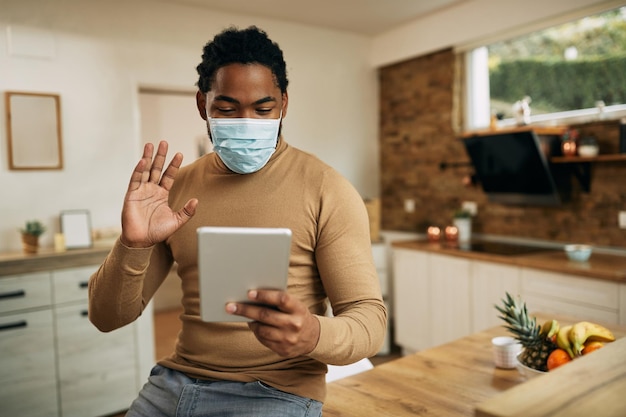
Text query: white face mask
207 114 282 174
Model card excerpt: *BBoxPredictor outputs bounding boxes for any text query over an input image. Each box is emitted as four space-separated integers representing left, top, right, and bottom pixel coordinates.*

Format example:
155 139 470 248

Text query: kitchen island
322 316 626 417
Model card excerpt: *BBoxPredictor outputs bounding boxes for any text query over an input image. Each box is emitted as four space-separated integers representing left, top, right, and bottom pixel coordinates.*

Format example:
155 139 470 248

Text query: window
465 6 626 130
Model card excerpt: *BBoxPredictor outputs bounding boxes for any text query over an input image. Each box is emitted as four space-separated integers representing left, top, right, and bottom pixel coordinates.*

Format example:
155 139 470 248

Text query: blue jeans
125 365 323 417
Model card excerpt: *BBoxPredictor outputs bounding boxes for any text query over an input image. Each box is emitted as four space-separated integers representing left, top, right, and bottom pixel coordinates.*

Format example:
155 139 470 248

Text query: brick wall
379 48 626 248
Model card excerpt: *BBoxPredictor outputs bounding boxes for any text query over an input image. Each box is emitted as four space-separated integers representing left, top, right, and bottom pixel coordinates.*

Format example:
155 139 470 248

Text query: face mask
207 114 281 174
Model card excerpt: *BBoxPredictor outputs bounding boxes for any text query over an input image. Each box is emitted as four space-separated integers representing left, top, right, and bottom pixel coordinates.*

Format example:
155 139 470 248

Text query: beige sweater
88 138 387 402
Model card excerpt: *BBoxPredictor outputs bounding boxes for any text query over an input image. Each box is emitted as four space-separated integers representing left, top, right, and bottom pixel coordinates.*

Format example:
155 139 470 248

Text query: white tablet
197 226 292 322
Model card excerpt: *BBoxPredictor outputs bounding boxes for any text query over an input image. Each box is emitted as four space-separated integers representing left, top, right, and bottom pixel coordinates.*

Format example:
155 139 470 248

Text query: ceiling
152 0 466 35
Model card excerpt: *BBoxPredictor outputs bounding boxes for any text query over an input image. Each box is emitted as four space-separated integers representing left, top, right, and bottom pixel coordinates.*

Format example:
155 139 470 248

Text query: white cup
492 336 522 369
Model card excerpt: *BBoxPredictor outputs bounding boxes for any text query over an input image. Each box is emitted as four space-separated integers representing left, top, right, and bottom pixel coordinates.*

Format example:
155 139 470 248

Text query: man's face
197 63 288 121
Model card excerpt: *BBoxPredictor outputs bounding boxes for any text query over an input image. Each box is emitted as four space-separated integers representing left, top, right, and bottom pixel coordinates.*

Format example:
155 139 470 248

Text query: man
88 26 386 417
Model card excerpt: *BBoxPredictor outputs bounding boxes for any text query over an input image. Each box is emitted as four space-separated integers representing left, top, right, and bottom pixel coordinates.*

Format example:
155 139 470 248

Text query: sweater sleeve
88 238 173 332
306 171 388 365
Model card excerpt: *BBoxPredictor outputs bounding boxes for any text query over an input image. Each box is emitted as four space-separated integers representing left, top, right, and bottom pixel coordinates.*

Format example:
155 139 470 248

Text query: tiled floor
106 307 400 416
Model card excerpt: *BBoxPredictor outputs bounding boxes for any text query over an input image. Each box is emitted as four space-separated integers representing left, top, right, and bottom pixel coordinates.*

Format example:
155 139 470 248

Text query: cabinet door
471 261 521 332
392 248 430 353
521 268 619 324
0 272 51 313
52 265 99 305
429 253 471 347
55 302 137 417
0 309 58 417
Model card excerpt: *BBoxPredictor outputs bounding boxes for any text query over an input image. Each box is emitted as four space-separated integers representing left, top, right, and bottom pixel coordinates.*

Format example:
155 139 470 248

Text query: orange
582 341 604 355
547 348 572 371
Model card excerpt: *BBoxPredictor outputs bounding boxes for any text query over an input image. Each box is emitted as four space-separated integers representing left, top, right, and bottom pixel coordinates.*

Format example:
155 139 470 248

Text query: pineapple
495 292 557 371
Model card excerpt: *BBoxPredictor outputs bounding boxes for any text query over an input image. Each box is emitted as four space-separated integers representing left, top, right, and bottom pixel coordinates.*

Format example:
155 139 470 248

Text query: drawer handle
0 320 27 331
0 289 26 300
81 310 89 317
79 281 89 289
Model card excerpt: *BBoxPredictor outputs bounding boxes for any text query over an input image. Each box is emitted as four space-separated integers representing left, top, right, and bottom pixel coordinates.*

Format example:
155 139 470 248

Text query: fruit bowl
564 244 592 262
516 353 546 379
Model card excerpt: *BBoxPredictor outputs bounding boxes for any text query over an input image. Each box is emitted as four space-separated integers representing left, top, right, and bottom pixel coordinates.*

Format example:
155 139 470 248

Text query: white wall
0 0 378 252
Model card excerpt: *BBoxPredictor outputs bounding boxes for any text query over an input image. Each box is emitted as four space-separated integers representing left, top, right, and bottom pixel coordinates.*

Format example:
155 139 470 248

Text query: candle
54 233 66 252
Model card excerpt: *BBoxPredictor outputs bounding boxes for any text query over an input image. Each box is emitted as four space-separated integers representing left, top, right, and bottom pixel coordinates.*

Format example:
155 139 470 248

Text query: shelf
551 154 626 163
461 125 567 138
549 154 626 193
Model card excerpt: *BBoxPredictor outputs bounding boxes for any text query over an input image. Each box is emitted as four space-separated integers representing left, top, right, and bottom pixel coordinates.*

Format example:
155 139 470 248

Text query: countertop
392 239 626 283
0 243 112 277
323 314 626 417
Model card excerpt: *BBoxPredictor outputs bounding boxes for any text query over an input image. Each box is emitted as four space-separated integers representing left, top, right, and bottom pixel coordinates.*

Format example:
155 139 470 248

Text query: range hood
461 128 567 206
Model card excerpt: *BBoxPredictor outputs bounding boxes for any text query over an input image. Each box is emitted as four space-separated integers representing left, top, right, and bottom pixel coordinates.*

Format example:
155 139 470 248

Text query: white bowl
578 145 599 157
564 244 592 262
516 353 546 379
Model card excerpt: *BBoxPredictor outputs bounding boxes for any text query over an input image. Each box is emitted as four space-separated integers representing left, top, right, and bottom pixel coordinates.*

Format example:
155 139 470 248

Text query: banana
556 325 575 359
539 319 560 342
568 321 615 356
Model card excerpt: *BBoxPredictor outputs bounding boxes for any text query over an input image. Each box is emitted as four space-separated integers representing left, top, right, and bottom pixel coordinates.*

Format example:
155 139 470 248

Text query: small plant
20 220 46 237
453 209 472 219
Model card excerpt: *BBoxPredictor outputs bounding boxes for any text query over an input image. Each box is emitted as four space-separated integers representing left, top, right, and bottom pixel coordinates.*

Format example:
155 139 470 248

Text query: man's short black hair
196 26 289 94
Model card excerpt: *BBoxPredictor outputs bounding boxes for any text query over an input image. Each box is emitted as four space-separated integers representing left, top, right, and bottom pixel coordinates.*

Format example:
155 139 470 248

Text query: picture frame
60 210 93 249
5 91 63 170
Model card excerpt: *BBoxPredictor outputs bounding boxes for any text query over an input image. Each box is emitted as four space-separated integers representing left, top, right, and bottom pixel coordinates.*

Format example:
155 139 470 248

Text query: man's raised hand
120 141 197 248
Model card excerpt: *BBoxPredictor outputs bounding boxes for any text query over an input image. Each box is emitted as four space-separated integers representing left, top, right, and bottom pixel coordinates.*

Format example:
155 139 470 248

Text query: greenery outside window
464 6 626 130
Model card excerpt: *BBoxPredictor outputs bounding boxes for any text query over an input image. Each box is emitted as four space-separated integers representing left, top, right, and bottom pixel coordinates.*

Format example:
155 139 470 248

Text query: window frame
458 2 626 131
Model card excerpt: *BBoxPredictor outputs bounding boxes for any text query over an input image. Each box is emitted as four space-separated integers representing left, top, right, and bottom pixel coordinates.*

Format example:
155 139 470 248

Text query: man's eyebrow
213 95 277 105
253 96 277 105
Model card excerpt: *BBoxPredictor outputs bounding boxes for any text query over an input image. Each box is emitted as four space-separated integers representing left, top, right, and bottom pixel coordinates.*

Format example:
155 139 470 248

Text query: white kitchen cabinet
55 302 137 417
51 265 151 417
393 248 430 353
0 272 52 313
520 268 620 324
393 249 471 353
0 309 59 417
429 253 472 347
371 242 391 354
0 272 58 417
392 246 626 355
0 264 154 417
471 261 521 332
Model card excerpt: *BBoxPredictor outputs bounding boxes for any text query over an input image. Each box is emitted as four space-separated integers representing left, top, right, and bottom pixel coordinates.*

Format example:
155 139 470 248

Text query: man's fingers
149 141 169 183
159 152 184 191
128 158 148 192
178 199 198 221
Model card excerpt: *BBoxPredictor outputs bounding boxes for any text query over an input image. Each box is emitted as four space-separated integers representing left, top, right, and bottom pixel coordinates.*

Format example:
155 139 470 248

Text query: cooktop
457 240 556 256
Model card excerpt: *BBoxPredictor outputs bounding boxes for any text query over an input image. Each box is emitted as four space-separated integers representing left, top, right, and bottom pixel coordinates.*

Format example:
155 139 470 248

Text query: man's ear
281 92 288 118
196 90 207 120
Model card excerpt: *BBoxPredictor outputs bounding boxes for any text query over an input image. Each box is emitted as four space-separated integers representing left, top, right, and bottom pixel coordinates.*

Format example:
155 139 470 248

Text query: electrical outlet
619 211 626 229
462 201 477 216
404 199 415 213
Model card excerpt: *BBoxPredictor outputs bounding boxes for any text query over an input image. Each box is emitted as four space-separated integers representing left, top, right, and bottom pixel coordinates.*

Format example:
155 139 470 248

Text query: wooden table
322 317 626 416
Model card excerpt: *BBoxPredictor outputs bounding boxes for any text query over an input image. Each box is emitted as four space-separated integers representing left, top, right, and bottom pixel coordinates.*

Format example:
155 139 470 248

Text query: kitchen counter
0 244 112 277
323 315 626 417
392 240 626 283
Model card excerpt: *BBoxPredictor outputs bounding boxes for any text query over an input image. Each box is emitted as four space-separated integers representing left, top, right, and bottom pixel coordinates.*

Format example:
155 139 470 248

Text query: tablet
197 226 292 322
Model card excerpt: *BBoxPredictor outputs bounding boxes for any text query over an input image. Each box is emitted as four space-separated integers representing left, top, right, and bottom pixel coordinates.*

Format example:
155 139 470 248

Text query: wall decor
5 91 63 170
60 210 92 249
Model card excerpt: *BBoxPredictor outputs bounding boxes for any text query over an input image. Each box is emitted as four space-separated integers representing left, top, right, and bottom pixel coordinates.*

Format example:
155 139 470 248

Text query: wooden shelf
551 154 626 163
461 125 567 138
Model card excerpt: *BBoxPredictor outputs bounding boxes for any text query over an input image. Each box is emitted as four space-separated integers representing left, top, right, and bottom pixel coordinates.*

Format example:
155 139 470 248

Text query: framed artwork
5 91 63 170
60 210 92 249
